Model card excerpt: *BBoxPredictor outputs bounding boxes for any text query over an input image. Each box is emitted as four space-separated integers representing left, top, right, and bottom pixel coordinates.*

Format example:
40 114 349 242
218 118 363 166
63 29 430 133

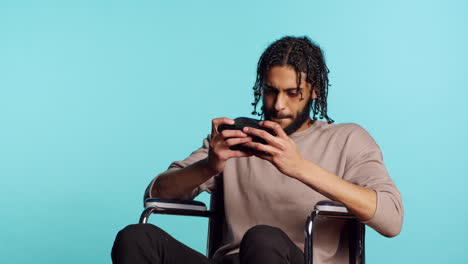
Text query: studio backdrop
1 1 467 263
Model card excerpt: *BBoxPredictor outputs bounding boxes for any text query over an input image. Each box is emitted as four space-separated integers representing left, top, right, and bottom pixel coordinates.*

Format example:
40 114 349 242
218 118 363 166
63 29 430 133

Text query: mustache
264 111 293 119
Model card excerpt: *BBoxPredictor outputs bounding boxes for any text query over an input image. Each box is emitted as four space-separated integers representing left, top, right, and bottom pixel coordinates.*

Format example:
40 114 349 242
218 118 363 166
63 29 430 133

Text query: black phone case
218 117 274 152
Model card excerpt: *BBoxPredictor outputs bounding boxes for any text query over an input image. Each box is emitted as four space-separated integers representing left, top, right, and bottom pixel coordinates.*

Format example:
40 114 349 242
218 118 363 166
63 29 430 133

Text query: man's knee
240 225 286 250
112 224 168 264
115 224 165 244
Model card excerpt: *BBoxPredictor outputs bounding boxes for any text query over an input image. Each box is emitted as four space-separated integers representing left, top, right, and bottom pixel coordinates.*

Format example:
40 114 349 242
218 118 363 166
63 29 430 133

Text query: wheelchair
139 185 365 264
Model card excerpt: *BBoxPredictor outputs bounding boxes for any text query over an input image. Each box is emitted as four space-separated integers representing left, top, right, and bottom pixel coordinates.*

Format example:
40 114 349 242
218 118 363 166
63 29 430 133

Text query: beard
263 97 313 135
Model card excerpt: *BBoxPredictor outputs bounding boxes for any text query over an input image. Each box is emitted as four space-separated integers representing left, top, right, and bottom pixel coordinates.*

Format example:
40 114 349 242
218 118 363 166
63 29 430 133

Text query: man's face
263 65 317 135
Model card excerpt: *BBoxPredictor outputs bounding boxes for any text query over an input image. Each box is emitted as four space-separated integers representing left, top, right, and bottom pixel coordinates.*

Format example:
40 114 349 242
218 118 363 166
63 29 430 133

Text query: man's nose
274 93 286 112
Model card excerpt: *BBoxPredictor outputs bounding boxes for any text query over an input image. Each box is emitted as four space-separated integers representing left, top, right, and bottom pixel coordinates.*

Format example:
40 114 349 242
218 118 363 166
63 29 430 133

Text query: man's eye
264 88 276 95
287 90 300 97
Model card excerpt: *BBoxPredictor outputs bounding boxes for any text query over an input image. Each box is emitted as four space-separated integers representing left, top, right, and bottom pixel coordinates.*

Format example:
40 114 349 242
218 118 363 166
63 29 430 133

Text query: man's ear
311 88 317 99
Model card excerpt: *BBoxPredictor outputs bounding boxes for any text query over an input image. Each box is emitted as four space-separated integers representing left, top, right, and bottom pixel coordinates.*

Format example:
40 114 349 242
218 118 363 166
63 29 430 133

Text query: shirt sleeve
143 135 219 201
341 124 404 237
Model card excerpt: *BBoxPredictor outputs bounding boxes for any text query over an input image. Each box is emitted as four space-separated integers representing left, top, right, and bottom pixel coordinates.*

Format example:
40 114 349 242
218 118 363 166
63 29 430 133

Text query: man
112 36 403 264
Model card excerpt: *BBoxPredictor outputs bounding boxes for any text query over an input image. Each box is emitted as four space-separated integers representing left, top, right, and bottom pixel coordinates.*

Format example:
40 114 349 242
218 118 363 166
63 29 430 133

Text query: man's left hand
241 120 306 178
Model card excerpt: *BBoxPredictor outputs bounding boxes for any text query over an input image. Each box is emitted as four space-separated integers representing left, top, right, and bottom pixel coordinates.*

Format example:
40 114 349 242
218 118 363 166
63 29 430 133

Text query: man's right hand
149 117 253 199
206 117 253 175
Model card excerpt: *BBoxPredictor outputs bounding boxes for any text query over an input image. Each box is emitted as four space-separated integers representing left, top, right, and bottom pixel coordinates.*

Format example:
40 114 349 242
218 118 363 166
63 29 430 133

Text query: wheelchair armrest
304 201 365 264
140 198 213 224
313 200 354 218
305 201 355 244
145 198 208 211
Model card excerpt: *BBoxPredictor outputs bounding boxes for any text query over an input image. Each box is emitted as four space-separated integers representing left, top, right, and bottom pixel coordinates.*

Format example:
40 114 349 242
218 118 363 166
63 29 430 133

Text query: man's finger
225 137 252 147
221 129 248 139
252 151 272 162
242 127 283 149
260 120 288 139
211 117 235 134
229 150 254 158
242 141 278 155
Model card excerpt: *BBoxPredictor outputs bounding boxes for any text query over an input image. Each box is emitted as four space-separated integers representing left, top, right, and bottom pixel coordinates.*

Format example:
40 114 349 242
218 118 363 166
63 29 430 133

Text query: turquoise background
1 0 467 263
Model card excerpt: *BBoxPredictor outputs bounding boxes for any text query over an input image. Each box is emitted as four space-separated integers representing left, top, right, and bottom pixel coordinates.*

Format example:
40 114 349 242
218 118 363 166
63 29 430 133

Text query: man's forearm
151 158 216 199
295 160 377 221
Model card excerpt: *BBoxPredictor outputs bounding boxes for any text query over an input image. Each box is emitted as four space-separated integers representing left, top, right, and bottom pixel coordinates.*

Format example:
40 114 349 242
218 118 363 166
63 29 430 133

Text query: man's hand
241 120 306 178
206 117 253 175
242 120 379 222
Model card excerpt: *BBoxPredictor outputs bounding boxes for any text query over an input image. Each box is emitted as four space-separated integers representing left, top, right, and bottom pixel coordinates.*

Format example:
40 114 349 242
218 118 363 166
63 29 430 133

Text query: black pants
112 224 304 264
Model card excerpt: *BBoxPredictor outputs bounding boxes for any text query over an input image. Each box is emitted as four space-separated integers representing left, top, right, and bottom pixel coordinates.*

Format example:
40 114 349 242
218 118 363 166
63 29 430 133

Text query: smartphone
217 117 274 152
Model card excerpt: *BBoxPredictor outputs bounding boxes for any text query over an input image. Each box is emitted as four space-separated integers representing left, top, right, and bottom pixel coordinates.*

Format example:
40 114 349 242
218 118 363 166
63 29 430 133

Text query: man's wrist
293 159 316 182
200 158 219 178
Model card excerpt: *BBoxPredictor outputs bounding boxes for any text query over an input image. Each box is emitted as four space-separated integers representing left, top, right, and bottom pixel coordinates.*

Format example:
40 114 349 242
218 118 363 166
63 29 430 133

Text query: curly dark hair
251 36 334 124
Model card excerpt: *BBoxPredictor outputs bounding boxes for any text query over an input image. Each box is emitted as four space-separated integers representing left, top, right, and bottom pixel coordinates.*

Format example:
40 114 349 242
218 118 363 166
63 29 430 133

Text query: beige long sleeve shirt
145 120 404 263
